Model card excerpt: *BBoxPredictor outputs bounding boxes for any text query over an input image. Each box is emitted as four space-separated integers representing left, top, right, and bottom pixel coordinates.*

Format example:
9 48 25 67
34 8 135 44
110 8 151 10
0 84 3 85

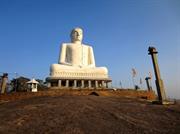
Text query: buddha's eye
74 31 78 36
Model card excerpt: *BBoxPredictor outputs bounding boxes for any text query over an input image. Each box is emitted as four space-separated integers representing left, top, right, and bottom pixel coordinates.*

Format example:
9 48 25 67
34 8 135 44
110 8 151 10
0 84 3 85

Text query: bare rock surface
0 92 180 134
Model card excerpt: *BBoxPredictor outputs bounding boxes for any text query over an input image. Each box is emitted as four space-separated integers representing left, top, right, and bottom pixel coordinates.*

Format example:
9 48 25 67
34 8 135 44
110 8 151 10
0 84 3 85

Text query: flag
149 71 152 79
119 81 122 88
132 68 137 77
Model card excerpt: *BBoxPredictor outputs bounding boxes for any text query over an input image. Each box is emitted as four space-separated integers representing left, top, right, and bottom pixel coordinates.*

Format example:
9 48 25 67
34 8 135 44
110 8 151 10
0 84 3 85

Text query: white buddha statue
50 27 108 79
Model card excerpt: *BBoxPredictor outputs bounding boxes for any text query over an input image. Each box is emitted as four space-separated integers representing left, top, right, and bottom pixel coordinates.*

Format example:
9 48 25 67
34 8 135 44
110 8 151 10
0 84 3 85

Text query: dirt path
0 95 180 134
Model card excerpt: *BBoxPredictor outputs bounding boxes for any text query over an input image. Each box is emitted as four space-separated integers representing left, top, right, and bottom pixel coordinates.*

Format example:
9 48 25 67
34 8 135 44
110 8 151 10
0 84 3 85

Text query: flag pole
132 68 136 89
149 71 153 90
132 76 135 89
119 81 123 89
140 78 142 89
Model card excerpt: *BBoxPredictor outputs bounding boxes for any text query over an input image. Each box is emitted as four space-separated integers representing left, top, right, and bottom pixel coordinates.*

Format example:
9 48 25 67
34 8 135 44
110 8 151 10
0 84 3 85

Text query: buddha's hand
60 62 72 66
79 64 83 68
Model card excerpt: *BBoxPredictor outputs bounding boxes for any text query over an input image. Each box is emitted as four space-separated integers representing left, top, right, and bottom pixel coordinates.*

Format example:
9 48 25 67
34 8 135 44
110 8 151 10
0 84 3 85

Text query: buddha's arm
59 44 72 66
87 46 95 67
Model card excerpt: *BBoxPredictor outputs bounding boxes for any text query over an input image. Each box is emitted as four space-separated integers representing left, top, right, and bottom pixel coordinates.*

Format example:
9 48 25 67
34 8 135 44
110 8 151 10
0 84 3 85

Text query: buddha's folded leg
50 64 108 78
50 64 79 71
51 64 108 73
94 67 108 74
84 67 108 74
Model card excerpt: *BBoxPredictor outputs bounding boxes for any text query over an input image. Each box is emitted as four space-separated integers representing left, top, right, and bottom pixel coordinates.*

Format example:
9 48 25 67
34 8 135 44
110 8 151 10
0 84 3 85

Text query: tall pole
139 78 143 89
1 73 8 94
149 71 153 89
131 68 136 89
132 76 135 89
145 77 152 91
15 72 18 92
119 81 123 89
148 47 166 101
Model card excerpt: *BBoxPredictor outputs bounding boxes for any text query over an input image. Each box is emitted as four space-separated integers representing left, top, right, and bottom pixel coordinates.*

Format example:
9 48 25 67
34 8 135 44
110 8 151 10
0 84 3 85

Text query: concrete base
32 88 38 92
152 100 175 105
46 77 112 89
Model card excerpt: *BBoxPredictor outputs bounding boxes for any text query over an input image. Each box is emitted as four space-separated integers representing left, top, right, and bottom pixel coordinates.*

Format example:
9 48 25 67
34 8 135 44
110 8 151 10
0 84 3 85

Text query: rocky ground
0 90 180 134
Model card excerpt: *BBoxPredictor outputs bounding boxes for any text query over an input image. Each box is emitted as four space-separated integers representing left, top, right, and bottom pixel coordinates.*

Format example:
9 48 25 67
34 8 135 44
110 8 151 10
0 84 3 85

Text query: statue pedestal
46 77 111 89
47 65 111 89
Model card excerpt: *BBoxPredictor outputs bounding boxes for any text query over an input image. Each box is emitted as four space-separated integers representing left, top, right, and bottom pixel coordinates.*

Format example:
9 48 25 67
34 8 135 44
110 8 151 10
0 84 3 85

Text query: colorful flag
132 68 137 77
149 71 152 79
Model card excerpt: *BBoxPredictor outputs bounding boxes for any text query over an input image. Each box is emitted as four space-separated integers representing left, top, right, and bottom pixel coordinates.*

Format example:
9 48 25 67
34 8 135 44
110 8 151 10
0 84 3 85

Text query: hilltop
0 90 179 134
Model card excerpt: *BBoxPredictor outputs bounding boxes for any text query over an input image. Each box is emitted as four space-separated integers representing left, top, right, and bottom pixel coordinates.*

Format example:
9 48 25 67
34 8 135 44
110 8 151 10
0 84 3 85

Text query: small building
27 78 39 92
11 76 30 92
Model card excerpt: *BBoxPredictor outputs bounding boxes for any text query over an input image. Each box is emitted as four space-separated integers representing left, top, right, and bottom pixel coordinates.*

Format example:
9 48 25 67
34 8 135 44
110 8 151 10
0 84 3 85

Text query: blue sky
0 0 179 98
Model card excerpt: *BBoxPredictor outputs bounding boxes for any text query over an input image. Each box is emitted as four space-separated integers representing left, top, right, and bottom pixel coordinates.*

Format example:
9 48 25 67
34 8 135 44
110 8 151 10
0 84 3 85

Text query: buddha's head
71 27 83 44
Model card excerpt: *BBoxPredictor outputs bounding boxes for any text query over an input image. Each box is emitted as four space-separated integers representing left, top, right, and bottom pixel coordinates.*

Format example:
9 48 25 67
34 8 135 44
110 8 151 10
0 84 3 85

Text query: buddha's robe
50 43 108 78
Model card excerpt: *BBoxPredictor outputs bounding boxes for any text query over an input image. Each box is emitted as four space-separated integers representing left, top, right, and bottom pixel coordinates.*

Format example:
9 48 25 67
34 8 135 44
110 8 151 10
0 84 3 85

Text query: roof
27 78 39 84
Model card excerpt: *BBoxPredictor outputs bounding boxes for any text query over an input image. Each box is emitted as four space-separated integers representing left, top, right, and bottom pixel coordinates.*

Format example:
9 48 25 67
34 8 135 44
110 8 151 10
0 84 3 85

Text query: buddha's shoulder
61 43 72 46
60 43 93 48
82 44 92 48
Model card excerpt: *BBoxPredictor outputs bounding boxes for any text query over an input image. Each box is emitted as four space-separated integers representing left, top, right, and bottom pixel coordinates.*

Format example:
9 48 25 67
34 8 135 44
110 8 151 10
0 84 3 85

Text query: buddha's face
71 28 83 43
